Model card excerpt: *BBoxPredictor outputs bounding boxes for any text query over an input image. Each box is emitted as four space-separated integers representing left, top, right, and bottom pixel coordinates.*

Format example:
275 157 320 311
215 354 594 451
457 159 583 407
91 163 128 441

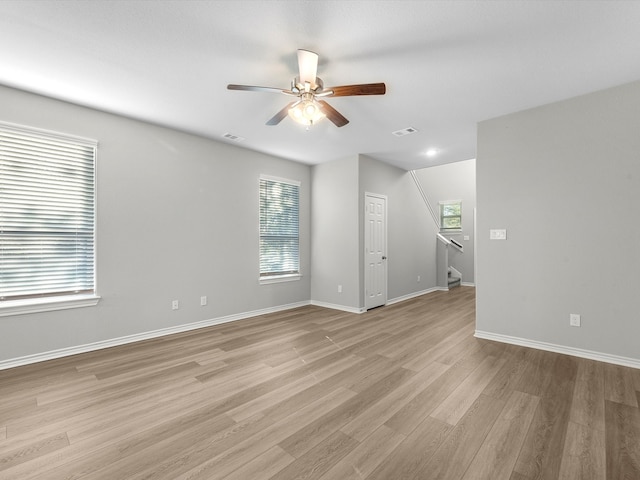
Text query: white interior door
365 193 387 310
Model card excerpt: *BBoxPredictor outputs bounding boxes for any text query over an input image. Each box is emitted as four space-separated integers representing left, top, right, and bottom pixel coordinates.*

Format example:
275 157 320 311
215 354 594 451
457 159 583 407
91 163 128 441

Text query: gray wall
413 159 476 284
0 85 311 363
476 80 640 362
310 156 361 309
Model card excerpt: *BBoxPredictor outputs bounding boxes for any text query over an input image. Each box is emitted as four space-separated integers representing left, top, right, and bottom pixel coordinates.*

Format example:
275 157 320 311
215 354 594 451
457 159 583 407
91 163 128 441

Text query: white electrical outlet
172 300 179 310
338 285 342 293
417 275 421 283
569 313 581 327
200 296 207 306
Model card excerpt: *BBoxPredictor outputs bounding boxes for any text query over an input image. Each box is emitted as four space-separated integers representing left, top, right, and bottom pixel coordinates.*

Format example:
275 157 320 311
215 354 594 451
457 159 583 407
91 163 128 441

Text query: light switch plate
490 229 507 240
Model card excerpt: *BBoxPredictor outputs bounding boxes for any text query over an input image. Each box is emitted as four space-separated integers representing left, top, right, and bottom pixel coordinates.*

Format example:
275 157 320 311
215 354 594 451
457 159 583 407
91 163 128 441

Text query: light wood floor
1 287 639 479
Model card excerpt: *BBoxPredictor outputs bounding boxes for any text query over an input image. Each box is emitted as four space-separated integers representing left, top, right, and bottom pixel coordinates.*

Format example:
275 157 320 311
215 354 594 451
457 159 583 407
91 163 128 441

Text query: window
0 122 97 311
259 175 300 281
440 200 462 231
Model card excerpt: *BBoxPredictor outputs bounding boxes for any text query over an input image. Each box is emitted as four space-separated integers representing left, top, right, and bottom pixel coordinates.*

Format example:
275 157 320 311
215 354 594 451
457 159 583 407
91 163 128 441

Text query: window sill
0 294 101 317
259 274 301 285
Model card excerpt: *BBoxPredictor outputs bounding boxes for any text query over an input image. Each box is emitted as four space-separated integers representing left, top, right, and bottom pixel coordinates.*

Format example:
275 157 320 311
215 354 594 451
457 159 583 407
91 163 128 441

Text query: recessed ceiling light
425 148 438 157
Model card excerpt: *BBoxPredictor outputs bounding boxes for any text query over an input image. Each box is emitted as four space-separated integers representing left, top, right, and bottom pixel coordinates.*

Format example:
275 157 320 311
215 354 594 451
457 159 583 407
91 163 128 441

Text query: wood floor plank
603 363 639 407
279 366 416 458
509 472 530 480
271 430 359 480
222 445 295 480
482 346 530 400
512 354 576 479
0 397 38 426
421 393 506 480
384 343 495 436
340 360 450 441
558 420 606 480
226 373 320 422
169 387 358 480
513 348 558 398
402 321 475 372
430 353 507 426
26 410 238 480
605 399 640 479
366 416 453 480
1 377 203 454
318 425 405 480
0 432 69 473
568 358 605 432
257 360 370 424
460 390 540 480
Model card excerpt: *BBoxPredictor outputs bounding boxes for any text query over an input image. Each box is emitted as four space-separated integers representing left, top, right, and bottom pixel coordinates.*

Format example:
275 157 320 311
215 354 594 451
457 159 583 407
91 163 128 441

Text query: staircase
448 267 461 289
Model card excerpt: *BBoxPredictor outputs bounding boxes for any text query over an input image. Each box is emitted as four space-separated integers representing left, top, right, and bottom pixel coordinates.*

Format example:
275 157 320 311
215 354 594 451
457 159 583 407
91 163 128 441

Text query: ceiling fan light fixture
288 96 325 126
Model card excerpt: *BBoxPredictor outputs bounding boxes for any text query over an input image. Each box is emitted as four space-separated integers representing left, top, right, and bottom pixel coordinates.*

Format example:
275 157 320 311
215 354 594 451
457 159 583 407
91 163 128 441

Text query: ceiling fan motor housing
292 76 324 94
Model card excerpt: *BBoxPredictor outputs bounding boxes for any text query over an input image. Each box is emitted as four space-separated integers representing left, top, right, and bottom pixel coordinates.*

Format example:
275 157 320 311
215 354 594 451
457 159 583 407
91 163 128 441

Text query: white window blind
0 122 96 301
259 176 300 278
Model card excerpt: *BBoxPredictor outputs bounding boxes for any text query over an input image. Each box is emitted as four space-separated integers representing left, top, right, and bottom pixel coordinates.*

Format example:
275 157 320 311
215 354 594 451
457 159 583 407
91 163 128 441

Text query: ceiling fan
227 49 386 128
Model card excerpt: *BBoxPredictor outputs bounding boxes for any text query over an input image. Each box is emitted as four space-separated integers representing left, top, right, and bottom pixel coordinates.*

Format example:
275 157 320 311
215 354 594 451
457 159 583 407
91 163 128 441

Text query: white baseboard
0 301 310 371
475 330 640 370
309 300 365 314
461 282 475 287
387 287 446 305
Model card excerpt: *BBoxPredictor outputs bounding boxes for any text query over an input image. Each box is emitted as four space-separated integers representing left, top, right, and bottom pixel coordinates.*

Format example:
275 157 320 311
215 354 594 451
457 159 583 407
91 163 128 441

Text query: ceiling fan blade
266 102 296 126
227 84 296 96
297 49 319 88
325 83 386 97
317 100 349 127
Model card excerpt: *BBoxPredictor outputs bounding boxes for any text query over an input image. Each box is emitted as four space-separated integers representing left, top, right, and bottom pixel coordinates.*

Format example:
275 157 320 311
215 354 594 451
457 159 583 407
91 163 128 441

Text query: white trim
0 294 101 317
310 300 365 314
387 287 446 305
461 282 476 287
259 274 301 285
0 300 309 371
0 120 98 147
474 330 640 370
410 170 440 229
259 173 301 187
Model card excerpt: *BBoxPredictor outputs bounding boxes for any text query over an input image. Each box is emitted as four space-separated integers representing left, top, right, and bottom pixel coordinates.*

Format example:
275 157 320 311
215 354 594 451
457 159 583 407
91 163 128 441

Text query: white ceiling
1 1 640 171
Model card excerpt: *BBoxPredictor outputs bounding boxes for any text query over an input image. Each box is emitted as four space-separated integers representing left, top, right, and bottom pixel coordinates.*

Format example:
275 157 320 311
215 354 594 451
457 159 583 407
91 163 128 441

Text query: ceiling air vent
392 127 418 137
222 133 244 142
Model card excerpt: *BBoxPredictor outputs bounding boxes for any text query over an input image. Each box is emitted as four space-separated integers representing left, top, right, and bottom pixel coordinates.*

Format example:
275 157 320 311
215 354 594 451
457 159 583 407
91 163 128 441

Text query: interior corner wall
476 80 640 363
358 155 439 304
0 84 312 364
310 156 360 310
413 159 476 284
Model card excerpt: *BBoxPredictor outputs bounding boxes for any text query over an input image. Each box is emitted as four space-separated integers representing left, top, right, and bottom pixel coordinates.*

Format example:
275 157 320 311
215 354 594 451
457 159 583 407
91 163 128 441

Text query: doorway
364 193 387 310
